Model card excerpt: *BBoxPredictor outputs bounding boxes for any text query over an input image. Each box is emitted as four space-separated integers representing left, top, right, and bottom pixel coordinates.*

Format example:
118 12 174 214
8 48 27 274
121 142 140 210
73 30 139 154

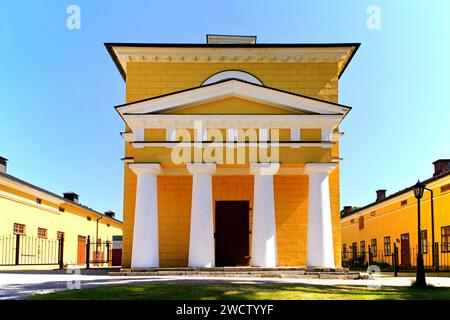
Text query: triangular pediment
116 79 350 117
162 97 306 115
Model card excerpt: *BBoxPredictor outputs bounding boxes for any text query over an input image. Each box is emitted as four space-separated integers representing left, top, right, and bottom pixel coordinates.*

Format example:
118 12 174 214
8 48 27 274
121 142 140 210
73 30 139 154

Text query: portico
128 162 337 268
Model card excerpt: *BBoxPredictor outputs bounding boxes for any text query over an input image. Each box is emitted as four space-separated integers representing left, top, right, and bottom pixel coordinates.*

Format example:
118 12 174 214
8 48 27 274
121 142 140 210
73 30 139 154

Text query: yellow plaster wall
125 62 339 104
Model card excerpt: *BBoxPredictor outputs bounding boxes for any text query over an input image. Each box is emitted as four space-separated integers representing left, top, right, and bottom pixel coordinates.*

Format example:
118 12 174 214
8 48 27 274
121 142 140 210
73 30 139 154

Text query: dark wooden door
215 201 250 266
400 233 411 266
77 236 86 265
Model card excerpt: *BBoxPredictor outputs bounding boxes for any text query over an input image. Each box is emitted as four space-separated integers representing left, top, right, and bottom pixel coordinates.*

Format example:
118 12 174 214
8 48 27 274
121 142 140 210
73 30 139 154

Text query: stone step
109 268 365 280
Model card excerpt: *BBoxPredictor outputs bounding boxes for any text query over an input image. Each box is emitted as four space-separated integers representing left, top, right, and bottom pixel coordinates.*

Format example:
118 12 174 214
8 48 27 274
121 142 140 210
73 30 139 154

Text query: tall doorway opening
215 201 250 266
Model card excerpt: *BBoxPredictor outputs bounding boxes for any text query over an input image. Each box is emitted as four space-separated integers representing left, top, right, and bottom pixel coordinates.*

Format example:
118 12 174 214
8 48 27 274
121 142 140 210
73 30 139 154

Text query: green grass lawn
26 283 450 300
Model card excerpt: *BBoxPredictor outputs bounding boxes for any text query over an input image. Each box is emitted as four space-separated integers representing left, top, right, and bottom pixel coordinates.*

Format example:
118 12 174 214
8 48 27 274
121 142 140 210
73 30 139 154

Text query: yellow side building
107 35 360 269
341 159 450 269
0 156 123 269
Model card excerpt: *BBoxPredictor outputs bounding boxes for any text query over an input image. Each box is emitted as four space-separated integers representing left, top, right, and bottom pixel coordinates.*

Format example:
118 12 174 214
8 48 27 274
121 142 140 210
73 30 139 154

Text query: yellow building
106 35 359 269
341 160 450 269
0 156 123 269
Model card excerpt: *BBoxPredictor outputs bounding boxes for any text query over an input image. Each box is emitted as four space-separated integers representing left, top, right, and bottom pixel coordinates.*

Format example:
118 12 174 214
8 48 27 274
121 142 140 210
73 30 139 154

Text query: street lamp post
413 180 427 287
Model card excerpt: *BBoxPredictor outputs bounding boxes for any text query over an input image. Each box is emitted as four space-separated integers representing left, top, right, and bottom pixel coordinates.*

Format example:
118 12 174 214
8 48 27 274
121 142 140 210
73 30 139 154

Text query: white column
250 163 280 267
129 163 161 268
187 163 216 267
304 163 337 268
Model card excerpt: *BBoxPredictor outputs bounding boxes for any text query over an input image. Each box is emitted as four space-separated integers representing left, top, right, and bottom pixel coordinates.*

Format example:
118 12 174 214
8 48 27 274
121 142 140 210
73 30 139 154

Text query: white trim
202 71 263 86
124 114 342 130
131 141 333 149
117 80 349 116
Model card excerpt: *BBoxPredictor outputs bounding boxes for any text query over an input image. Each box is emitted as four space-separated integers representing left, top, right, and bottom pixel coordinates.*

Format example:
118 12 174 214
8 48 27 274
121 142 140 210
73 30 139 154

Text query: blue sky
1 1 449 219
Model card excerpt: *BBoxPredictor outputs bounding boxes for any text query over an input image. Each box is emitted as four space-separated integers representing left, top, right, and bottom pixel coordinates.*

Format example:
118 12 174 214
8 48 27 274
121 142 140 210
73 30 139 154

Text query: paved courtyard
1 269 450 300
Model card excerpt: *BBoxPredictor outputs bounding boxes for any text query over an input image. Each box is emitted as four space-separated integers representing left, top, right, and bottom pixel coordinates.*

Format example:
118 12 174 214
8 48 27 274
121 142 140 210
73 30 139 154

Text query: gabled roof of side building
341 170 450 219
0 171 123 224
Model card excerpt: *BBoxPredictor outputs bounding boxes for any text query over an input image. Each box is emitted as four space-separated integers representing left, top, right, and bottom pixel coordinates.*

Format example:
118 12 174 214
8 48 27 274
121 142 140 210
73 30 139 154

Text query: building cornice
105 42 360 80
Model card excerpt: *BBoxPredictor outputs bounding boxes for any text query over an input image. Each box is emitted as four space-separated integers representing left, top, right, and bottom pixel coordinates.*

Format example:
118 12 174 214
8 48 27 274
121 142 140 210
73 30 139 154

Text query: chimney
343 206 353 215
63 192 79 204
433 159 450 176
206 34 257 44
376 189 386 202
0 156 7 174
104 210 116 219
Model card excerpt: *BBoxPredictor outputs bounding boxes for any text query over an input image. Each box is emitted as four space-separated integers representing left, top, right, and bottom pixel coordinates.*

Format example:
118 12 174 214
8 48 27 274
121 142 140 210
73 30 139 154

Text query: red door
400 233 411 266
77 236 86 265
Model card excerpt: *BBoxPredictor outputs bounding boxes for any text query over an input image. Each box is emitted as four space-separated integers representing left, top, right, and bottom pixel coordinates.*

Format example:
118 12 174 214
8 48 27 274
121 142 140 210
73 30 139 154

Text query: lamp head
413 180 425 200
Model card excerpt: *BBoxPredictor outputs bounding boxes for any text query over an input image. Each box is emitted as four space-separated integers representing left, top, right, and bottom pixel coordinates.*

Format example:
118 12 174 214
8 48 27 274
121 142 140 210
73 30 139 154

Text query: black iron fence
342 242 450 272
0 234 64 268
85 235 112 269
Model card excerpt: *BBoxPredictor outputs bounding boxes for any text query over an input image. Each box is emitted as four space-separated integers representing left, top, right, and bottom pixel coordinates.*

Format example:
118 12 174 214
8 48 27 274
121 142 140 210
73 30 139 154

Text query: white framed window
290 128 300 141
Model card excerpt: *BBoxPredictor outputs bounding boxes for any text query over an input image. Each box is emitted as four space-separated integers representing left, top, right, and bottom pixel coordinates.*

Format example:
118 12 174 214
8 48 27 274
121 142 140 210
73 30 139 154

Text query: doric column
187 163 216 267
129 163 161 268
304 163 337 268
250 163 280 267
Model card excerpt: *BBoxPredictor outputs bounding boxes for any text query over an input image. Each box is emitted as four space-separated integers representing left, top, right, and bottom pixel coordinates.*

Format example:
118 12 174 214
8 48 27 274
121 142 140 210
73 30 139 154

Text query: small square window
13 223 26 235
400 200 407 206
87 217 91 221
37 228 47 239
57 231 64 239
441 184 450 193
59 207 65 212
36 198 42 204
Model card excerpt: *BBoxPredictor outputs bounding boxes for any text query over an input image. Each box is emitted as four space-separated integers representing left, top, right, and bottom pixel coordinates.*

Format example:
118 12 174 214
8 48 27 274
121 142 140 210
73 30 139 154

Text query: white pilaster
304 163 337 268
129 163 161 268
187 163 216 267
250 163 280 267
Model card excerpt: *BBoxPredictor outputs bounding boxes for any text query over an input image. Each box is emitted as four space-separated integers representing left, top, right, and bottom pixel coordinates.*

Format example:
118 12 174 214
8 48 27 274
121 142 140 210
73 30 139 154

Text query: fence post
434 242 439 271
15 234 20 265
393 243 398 277
86 235 90 269
106 241 110 266
58 235 65 269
